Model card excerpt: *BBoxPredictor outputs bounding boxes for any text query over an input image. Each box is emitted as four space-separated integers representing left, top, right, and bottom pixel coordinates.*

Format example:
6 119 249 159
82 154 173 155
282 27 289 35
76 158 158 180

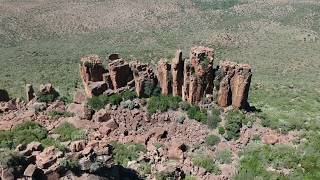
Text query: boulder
262 133 279 145
168 140 187 159
36 146 60 169
0 89 10 102
70 140 86 152
67 103 93 120
93 109 111 122
73 89 87 104
104 119 119 131
24 164 44 178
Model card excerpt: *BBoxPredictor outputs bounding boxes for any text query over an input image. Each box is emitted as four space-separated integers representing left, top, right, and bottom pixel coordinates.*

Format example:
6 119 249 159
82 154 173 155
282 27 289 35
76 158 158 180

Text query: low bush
142 80 161 98
207 108 221 129
120 90 137 101
138 162 151 176
179 101 190 111
59 159 81 174
87 94 122 110
156 171 177 180
111 142 146 167
41 138 66 151
147 95 181 114
218 126 225 135
0 121 48 149
225 110 247 140
0 148 26 168
37 91 60 103
205 135 220 146
187 106 208 123
54 123 86 141
177 114 186 124
216 149 232 164
192 154 220 174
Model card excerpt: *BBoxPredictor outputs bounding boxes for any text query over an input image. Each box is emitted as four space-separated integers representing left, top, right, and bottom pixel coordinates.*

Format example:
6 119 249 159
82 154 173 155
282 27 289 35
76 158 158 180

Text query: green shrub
185 175 197 180
37 91 60 103
87 94 122 110
54 123 86 141
179 101 190 111
192 155 220 174
216 149 232 164
121 90 137 101
187 106 208 123
41 138 66 151
207 108 221 129
139 162 151 176
0 148 26 168
111 142 146 167
48 111 74 118
218 126 225 135
225 110 246 140
205 135 220 146
147 95 181 114
0 121 48 149
142 80 161 97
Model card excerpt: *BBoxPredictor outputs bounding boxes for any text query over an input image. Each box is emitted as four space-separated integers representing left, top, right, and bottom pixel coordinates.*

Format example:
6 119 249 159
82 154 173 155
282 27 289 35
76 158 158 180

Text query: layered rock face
79 47 252 109
130 61 157 97
217 60 252 108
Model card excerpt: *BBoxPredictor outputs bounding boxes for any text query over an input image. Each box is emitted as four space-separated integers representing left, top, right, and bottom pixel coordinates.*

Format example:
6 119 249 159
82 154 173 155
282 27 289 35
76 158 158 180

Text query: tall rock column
231 64 252 108
130 61 157 97
217 60 252 109
182 46 214 104
157 59 171 96
171 50 184 96
26 84 35 102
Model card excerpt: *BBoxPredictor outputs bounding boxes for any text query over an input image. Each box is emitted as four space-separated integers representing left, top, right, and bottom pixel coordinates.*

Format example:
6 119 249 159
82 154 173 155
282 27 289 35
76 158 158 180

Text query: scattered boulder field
0 47 297 180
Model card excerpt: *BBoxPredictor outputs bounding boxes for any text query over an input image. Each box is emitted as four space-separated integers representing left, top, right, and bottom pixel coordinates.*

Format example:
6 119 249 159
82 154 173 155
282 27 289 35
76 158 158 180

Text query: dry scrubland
1 0 320 178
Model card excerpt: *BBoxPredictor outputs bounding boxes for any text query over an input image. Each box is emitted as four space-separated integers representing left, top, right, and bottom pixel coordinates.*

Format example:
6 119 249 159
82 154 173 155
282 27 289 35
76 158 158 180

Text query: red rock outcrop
157 59 171 96
182 46 215 104
79 55 107 97
130 61 157 97
171 50 184 96
217 60 252 109
108 59 133 89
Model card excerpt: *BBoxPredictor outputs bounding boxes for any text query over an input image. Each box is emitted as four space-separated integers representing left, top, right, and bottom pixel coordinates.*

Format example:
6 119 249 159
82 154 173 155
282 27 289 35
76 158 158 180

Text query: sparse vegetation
111 142 146 167
192 154 220 174
216 149 232 164
187 106 207 123
225 110 247 140
0 121 47 149
87 94 122 110
54 122 86 141
218 126 225 135
207 108 221 129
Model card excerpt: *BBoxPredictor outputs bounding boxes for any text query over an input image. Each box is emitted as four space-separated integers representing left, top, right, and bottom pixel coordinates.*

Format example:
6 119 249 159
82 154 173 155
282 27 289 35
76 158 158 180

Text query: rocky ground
0 87 297 180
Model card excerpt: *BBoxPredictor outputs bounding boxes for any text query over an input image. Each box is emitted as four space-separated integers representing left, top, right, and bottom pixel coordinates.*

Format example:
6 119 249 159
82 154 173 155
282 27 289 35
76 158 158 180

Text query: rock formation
26 84 35 102
79 46 252 109
157 58 171 96
171 50 184 97
0 89 9 102
182 46 215 104
217 60 252 109
108 59 133 89
130 61 157 97
79 55 107 97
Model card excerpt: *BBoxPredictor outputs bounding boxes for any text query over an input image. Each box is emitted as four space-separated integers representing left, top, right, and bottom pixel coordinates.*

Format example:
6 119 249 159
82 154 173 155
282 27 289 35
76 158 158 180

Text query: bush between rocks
187 106 207 123
147 95 181 114
205 135 220 146
192 154 220 174
111 142 146 167
54 122 86 142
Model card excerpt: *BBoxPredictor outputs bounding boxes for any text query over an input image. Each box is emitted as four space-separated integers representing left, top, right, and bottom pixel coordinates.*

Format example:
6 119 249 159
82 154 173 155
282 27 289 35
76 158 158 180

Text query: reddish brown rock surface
157 58 171 96
108 59 133 89
171 50 184 97
217 60 252 109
